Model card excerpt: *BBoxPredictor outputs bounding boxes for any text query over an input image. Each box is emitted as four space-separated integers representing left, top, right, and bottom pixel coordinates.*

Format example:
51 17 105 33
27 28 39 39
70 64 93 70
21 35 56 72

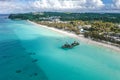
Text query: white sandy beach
28 20 120 52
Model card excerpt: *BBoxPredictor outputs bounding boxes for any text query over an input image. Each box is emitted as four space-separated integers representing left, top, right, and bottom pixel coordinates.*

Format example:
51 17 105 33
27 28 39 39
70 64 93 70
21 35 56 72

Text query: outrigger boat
62 41 79 49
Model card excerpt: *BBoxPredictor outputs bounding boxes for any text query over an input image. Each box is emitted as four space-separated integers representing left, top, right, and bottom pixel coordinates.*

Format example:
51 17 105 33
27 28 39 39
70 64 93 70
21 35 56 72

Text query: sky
0 0 120 14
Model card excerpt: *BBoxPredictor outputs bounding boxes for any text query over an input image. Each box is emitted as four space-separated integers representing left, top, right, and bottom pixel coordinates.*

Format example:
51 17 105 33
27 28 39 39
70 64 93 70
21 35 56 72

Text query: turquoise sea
0 15 120 80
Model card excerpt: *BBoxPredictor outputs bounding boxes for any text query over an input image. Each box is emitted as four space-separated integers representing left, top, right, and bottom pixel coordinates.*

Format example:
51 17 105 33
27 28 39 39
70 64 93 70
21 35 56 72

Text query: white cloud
0 0 120 13
0 1 24 13
0 1 36 14
112 0 120 9
33 0 104 10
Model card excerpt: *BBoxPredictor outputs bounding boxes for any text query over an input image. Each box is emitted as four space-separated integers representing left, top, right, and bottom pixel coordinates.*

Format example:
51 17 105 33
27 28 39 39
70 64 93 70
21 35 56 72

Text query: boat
61 41 80 49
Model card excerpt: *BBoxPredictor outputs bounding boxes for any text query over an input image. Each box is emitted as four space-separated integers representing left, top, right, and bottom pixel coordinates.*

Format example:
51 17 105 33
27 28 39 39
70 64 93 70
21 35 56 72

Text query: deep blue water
0 15 120 80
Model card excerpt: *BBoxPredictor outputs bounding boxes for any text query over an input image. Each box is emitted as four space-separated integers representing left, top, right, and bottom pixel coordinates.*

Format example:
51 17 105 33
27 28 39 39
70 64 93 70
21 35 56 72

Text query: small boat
61 41 79 49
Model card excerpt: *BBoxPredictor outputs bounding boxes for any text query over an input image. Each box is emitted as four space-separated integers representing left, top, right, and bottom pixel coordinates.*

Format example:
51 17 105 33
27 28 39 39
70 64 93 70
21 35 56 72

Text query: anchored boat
62 41 80 49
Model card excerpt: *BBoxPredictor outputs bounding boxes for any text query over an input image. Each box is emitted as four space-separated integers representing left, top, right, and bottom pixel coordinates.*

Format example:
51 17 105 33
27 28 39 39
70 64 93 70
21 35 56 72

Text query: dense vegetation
84 21 120 45
9 12 120 23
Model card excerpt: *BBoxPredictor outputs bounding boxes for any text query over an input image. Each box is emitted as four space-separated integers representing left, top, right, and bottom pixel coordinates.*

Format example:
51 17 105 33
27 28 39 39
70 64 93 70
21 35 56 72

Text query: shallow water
0 16 120 80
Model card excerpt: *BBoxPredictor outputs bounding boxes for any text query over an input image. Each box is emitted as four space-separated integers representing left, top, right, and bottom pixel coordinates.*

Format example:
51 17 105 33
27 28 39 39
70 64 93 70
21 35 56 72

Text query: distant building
78 26 84 33
78 26 82 28
39 16 61 22
84 25 91 28
107 32 120 42
52 19 60 22
115 33 120 38
80 28 84 32
118 25 120 28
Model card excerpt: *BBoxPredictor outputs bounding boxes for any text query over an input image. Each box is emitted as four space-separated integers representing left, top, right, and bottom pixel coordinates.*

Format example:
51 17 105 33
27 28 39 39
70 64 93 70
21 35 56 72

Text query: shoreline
27 20 120 52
